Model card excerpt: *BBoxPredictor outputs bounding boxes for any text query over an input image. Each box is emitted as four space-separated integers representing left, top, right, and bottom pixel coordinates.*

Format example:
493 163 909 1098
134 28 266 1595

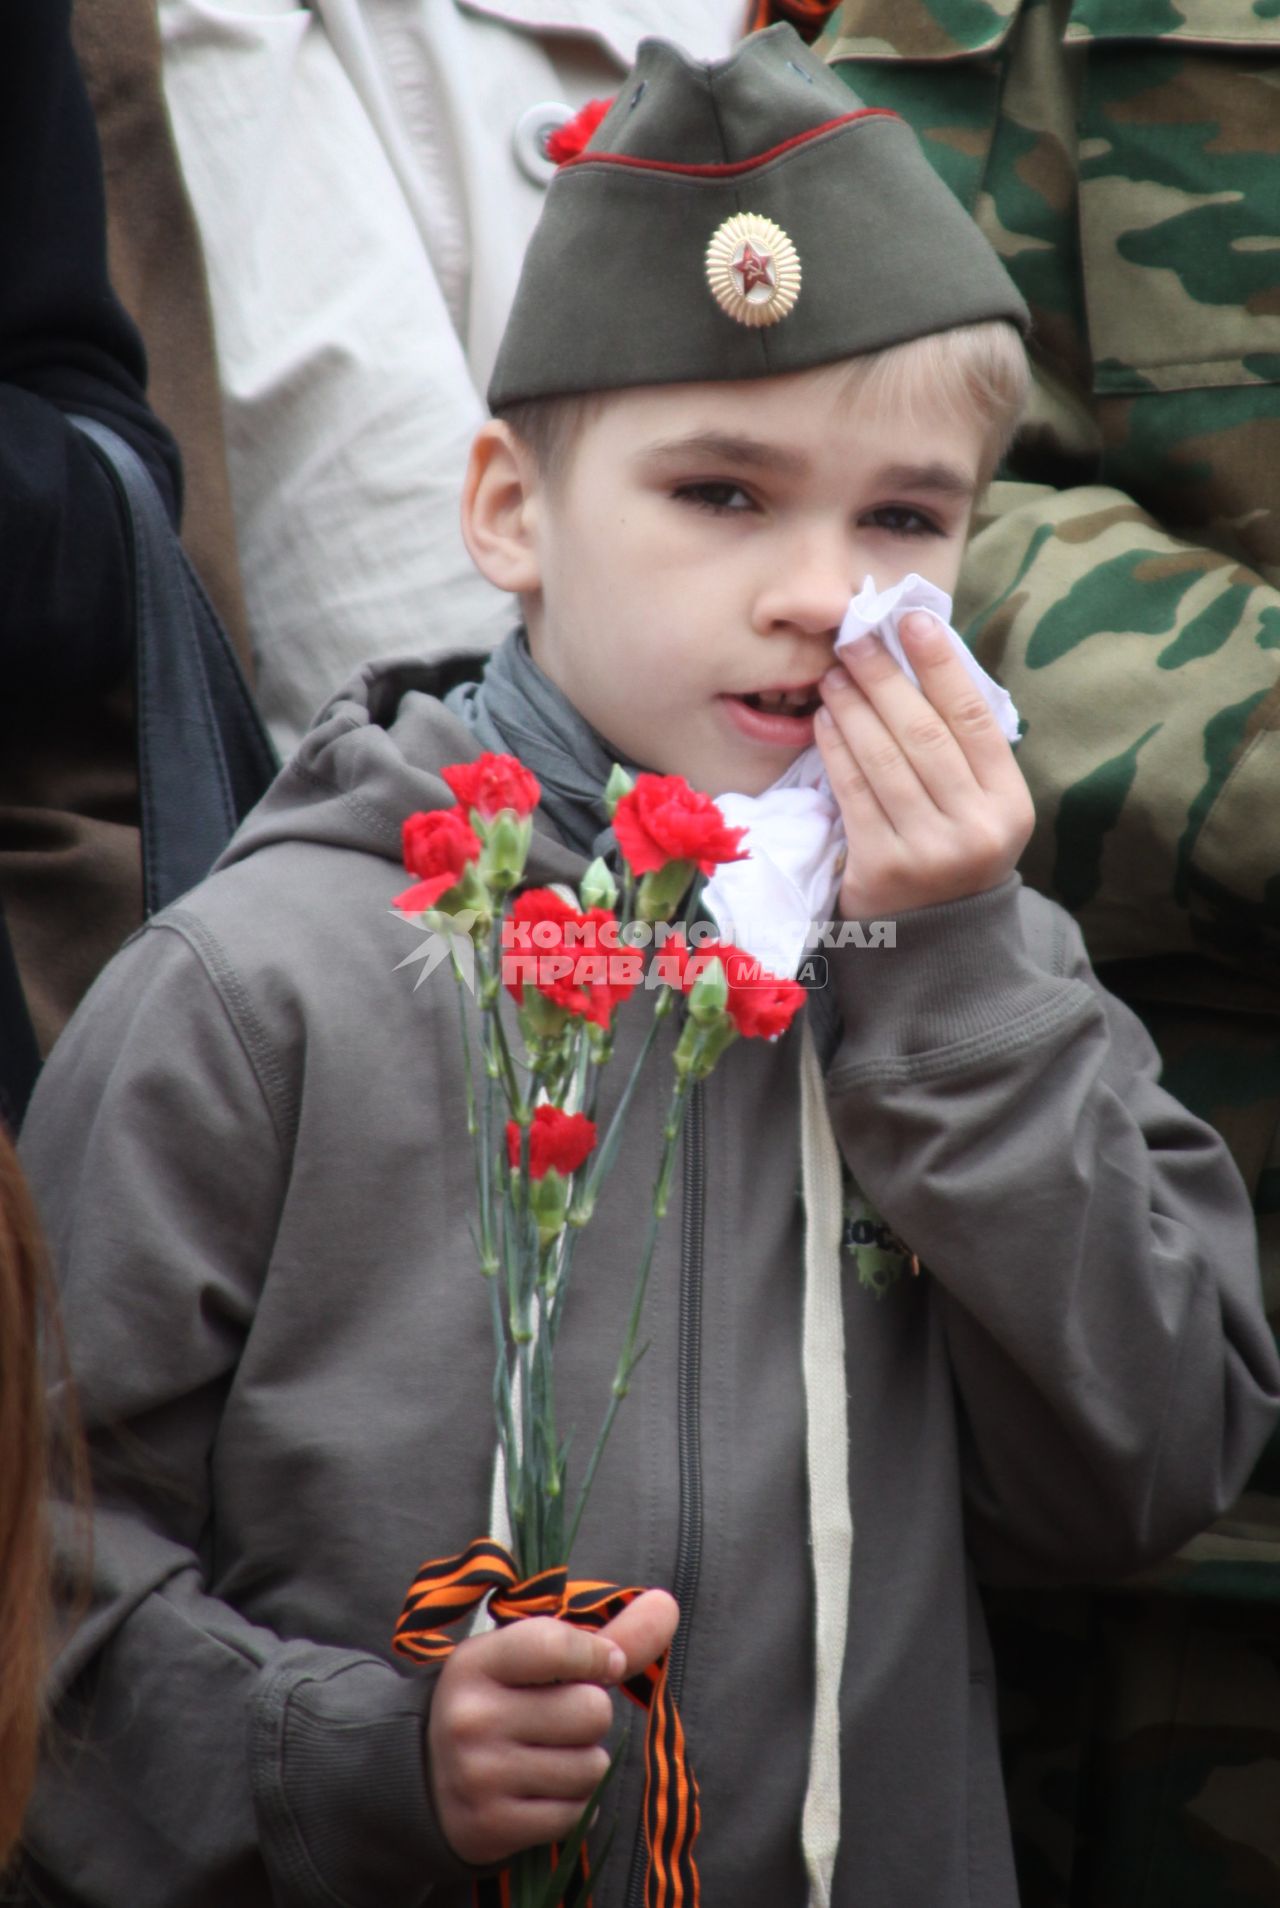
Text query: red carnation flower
394 808 482 912
506 1104 598 1180
545 97 614 166
678 937 806 1040
503 888 640 1028
614 774 748 878
442 753 541 821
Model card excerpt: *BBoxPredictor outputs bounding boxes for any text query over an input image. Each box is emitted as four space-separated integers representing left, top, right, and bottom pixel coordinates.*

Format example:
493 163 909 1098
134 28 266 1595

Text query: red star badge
733 243 776 297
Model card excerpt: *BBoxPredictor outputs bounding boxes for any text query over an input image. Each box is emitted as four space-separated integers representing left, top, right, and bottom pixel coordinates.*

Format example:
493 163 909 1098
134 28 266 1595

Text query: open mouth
739 685 822 718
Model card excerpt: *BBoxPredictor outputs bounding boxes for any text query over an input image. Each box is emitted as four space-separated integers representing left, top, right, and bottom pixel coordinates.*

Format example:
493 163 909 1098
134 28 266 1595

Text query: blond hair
832 320 1030 488
497 320 1028 492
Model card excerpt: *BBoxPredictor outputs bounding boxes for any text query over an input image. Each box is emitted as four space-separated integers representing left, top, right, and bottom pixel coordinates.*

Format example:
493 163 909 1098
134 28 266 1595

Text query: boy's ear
461 421 543 595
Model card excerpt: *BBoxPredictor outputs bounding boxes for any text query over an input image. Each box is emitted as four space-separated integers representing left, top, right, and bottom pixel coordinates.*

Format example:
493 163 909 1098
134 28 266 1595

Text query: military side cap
488 24 1029 409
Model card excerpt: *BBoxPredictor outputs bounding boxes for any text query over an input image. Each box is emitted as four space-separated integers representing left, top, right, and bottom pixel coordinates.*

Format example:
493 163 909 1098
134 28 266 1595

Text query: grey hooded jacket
19 656 1280 1908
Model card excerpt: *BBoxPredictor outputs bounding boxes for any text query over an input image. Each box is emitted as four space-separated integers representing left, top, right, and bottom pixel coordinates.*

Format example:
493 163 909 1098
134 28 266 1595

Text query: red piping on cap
556 109 900 180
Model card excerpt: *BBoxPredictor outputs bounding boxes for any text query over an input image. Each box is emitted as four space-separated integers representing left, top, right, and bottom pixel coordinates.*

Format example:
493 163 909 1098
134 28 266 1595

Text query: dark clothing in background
0 0 241 1073
71 0 250 667
1 0 179 701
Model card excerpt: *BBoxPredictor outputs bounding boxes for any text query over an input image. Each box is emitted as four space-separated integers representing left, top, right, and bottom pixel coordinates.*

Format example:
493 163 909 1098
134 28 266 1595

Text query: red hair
0 1131 53 1867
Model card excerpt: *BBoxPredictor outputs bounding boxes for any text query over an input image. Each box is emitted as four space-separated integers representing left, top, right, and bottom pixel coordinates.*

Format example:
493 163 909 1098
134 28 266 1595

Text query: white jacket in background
159 0 750 749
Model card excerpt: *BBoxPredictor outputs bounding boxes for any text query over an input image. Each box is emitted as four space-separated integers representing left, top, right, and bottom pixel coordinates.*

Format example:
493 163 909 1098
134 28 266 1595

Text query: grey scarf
445 629 641 861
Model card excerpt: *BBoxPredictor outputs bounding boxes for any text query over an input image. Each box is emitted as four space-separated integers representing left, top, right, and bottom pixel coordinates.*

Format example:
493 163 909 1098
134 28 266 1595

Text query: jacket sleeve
823 878 1280 1585
1 0 182 703
19 923 470 1908
958 481 1280 979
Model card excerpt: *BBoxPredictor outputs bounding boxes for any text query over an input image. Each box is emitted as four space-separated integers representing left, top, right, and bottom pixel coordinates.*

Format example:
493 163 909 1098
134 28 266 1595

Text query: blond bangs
829 321 1030 486
498 321 1030 489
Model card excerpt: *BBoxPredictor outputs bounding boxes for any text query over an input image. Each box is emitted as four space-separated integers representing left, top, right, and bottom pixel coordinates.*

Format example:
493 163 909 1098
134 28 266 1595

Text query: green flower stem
575 986 671 1218
489 1255 516 1467
451 946 478 1140
573 1024 592 1110
518 1323 537 1567
443 943 514 1543
526 1020 577 1106
489 1008 525 1120
497 1157 530 1569
532 1286 564 1567
547 985 671 1347
683 871 708 925
564 1071 693 1560
482 1043 501 1278
483 922 528 1121
511 1847 558 1908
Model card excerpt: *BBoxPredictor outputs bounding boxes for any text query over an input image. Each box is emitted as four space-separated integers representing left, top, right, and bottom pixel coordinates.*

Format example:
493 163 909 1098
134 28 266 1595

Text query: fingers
429 1622 621 1866
819 660 939 837
432 1761 611 1867
816 617 1033 917
896 615 1032 825
599 1588 680 1680
813 696 895 841
501 1680 616 1748
463 1592 678 1691
428 1600 681 1868
825 621 981 819
481 1615 626 1688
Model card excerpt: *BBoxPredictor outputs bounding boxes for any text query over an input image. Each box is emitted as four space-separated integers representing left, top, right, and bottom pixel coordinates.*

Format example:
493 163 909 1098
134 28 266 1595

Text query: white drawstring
799 1018 854 1908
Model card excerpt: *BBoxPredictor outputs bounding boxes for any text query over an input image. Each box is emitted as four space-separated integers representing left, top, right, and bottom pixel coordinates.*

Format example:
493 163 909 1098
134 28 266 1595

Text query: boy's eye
863 504 943 538
674 480 755 514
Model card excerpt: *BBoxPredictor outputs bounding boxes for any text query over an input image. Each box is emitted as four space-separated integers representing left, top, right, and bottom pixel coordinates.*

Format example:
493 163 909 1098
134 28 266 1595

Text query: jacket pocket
826 0 1023 213
827 0 1022 63
1066 0 1280 51
1072 21 1280 396
1071 20 1280 575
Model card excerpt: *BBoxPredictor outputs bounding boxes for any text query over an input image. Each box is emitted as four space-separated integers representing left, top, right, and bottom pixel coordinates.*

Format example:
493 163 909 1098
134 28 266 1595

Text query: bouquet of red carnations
388 753 805 1908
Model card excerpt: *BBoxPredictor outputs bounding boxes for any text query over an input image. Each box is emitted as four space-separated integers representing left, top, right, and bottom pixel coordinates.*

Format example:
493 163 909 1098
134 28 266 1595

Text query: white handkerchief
703 747 841 979
836 573 1020 745
702 576 1021 975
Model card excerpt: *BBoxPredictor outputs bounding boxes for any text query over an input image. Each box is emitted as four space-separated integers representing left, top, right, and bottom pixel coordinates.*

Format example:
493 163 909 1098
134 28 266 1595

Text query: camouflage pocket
1072 28 1280 573
827 0 1021 64
827 0 1022 212
828 0 1096 409
1074 27 1280 388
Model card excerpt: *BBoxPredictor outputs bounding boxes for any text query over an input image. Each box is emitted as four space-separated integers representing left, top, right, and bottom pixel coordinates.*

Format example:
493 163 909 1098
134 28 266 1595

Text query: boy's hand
427 1587 679 1866
815 612 1034 920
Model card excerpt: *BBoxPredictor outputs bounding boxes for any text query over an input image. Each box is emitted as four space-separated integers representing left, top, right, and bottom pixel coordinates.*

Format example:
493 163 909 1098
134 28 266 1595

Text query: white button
513 101 575 187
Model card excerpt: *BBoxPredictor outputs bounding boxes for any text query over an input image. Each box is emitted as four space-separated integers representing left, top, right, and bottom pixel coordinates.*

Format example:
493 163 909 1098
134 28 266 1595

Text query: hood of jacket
216 648 584 890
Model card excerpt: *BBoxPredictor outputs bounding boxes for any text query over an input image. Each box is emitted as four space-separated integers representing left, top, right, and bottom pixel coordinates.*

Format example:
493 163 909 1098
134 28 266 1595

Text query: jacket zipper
623 1081 705 1908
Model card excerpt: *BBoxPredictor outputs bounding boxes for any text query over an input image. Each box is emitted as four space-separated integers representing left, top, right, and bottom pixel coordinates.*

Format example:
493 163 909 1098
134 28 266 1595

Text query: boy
18 26 1280 1908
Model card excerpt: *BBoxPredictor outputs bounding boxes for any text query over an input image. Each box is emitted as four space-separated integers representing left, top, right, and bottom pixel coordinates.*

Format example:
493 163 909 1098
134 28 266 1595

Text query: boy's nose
751 529 851 641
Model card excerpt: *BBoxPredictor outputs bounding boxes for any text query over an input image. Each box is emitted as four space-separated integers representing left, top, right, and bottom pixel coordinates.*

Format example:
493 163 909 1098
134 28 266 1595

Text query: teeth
750 687 815 714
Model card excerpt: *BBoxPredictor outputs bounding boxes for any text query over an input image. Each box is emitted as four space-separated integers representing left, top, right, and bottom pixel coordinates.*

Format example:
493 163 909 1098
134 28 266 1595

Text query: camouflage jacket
826 0 1280 1601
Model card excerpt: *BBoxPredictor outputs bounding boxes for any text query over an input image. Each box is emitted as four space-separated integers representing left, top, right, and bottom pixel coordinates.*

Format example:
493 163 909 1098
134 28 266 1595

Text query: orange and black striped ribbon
750 0 842 44
395 1538 701 1907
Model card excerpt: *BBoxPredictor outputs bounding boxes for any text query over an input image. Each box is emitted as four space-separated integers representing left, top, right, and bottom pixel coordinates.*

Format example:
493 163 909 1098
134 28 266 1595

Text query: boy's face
520 364 987 797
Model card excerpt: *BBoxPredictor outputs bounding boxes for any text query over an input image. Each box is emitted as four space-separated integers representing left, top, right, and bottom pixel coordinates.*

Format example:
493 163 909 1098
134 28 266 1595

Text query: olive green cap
487 24 1029 410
